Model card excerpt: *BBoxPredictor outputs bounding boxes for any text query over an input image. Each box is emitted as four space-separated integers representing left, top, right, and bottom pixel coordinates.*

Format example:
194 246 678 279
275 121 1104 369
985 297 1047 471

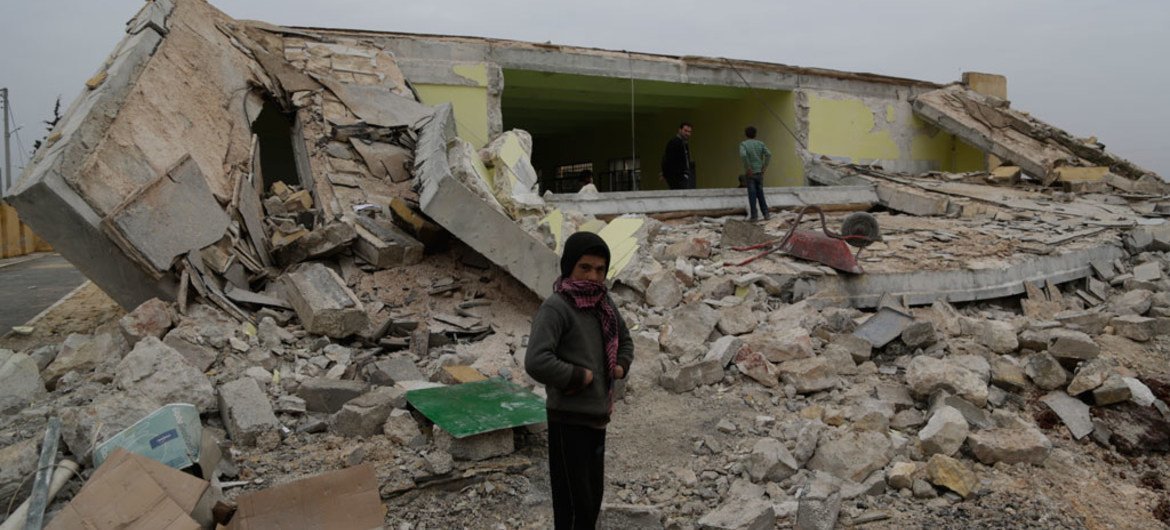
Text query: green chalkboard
406 378 547 438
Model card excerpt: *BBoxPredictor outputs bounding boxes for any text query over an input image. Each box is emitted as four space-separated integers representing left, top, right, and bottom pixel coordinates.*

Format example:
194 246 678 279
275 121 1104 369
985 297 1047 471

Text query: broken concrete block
114 336 216 412
963 318 1018 354
826 334 872 364
777 357 838 394
1092 374 1132 406
43 331 128 386
273 221 358 266
0 437 39 506
918 406 969 457
808 430 892 483
746 325 813 363
282 263 369 338
1046 329 1100 361
795 472 843 530
665 237 711 260
989 356 1028 392
331 387 406 438
1132 261 1162 283
644 272 683 309
659 360 724 393
853 307 914 348
118 297 173 345
1111 314 1157 342
886 461 919 490
905 356 988 407
1066 358 1114 395
162 330 219 372
747 438 799 483
717 302 758 336
967 427 1052 465
1053 166 1108 183
704 336 746 368
61 392 161 464
1025 352 1069 390
350 139 412 182
721 219 771 249
900 320 938 349
925 454 977 499
1040 391 1093 440
733 348 778 388
1110 289 1153 316
434 425 514 461
600 504 664 530
383 409 426 448
367 357 426 386
296 378 368 413
0 350 47 414
697 497 774 530
353 215 424 269
218 377 281 448
875 183 949 216
659 303 719 359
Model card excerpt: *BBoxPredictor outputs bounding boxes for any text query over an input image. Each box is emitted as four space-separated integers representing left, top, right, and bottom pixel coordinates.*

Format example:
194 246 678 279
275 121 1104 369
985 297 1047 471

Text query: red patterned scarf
554 277 619 413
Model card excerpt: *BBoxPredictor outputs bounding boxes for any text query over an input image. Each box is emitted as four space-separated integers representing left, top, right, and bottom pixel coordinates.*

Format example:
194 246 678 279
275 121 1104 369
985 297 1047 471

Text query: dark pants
747 173 768 219
548 421 606 529
666 173 690 190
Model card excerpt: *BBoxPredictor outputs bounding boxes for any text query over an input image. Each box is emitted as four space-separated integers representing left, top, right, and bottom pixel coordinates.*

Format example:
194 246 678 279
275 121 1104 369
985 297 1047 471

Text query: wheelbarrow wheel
841 212 881 248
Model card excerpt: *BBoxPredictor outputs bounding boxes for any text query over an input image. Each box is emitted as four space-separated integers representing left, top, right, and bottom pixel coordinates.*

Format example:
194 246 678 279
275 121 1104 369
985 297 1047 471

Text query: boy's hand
615 366 625 379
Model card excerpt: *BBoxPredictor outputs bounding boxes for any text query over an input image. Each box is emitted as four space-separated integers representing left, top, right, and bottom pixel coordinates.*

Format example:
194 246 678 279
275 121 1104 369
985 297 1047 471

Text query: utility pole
1 87 10 195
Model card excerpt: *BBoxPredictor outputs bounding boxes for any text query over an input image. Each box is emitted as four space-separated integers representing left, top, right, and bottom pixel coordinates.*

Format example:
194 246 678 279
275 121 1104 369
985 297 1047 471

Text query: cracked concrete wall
805 89 985 174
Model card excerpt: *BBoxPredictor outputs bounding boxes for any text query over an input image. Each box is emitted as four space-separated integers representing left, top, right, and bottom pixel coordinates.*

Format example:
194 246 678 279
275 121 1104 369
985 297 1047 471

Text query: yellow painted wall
530 89 803 191
808 93 985 173
1 201 50 258
415 63 492 147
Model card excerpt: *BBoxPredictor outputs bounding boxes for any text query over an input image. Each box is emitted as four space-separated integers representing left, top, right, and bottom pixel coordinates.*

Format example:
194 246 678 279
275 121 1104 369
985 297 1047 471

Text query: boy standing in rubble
525 231 634 529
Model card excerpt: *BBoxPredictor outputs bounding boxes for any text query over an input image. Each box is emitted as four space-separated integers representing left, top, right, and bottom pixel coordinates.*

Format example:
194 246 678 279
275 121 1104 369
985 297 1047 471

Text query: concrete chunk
1047 329 1100 361
1041 391 1093 440
925 454 978 499
746 325 813 363
660 303 719 359
61 392 161 464
777 357 838 394
807 430 891 483
905 356 988 407
434 425 514 461
697 497 774 530
218 378 281 448
660 360 724 393
747 438 799 482
968 427 1052 465
43 331 128 386
733 348 778 388
1111 314 1157 342
704 336 746 368
918 406 969 457
600 504 664 530
383 409 426 447
331 387 406 437
118 297 173 345
296 378 368 413
282 263 369 338
0 350 47 414
353 216 424 269
875 183 949 216
367 357 426 385
1092 374 1132 406
114 336 216 412
1025 352 1069 390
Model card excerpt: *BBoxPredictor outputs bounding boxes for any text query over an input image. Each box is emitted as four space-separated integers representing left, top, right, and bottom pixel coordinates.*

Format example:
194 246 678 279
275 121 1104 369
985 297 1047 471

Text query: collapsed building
3 0 1170 528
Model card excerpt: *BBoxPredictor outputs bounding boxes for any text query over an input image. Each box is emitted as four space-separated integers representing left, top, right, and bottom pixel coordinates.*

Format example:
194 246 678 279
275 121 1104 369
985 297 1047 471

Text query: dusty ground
0 281 124 352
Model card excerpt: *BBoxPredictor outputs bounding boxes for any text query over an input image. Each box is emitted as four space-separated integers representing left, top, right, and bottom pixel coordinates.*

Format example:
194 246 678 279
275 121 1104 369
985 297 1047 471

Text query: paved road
0 254 86 336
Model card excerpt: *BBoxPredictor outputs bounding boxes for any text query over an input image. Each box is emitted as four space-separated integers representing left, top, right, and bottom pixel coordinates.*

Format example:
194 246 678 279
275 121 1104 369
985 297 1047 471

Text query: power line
722 57 807 151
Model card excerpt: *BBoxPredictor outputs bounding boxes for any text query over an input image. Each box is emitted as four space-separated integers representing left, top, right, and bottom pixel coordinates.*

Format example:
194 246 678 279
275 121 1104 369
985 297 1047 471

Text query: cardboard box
93 403 221 480
226 464 384 530
46 449 210 530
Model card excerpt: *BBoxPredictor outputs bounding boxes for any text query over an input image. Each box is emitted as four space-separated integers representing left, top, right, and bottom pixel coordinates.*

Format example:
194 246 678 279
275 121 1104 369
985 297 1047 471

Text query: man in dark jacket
525 231 634 529
660 122 694 189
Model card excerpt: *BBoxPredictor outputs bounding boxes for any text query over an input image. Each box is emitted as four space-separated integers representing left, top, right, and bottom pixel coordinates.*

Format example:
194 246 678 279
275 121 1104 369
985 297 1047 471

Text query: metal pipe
2 88 10 195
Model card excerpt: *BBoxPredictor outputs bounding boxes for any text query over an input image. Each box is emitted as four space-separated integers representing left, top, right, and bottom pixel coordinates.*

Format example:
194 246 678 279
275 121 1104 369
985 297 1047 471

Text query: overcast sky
2 0 1168 179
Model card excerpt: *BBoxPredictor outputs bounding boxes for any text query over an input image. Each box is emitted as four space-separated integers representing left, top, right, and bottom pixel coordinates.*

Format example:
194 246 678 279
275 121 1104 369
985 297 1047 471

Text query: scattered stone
807 430 891 483
296 378 368 413
989 356 1028 392
331 387 406 437
0 437 38 504
1066 358 1114 395
967 427 1052 465
26 344 59 371
793 421 825 466
886 461 918 490
601 504 665 530
747 438 799 482
384 409 426 447
795 472 842 530
926 454 978 499
1092 374 1132 406
777 357 838 394
891 409 925 431
697 497 773 530
646 272 684 310
219 377 281 449
162 330 218 372
705 336 746 367
1055 310 1110 335
118 297 173 345
282 262 369 338
1111 314 1157 342
746 325 813 363
1132 261 1162 282
114 336 216 412
905 356 988 407
0 350 47 414
1124 377 1156 407
721 219 771 249
1110 289 1153 316
1047 329 1100 361
367 357 426 385
901 321 938 349
665 237 712 260
43 331 128 385
660 360 724 393
717 302 758 336
274 395 307 414
826 334 871 364
1024 353 1068 390
912 479 938 499
434 426 515 461
1041 391 1093 440
918 406 969 457
934 394 994 431
659 303 720 359
964 318 1018 354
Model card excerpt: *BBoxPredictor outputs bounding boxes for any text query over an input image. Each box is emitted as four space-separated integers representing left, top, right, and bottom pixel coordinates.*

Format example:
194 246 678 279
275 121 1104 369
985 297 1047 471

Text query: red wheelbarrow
725 206 880 274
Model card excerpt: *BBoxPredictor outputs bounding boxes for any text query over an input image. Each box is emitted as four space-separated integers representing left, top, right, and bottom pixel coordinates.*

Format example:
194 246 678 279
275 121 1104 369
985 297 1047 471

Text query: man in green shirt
739 126 772 221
